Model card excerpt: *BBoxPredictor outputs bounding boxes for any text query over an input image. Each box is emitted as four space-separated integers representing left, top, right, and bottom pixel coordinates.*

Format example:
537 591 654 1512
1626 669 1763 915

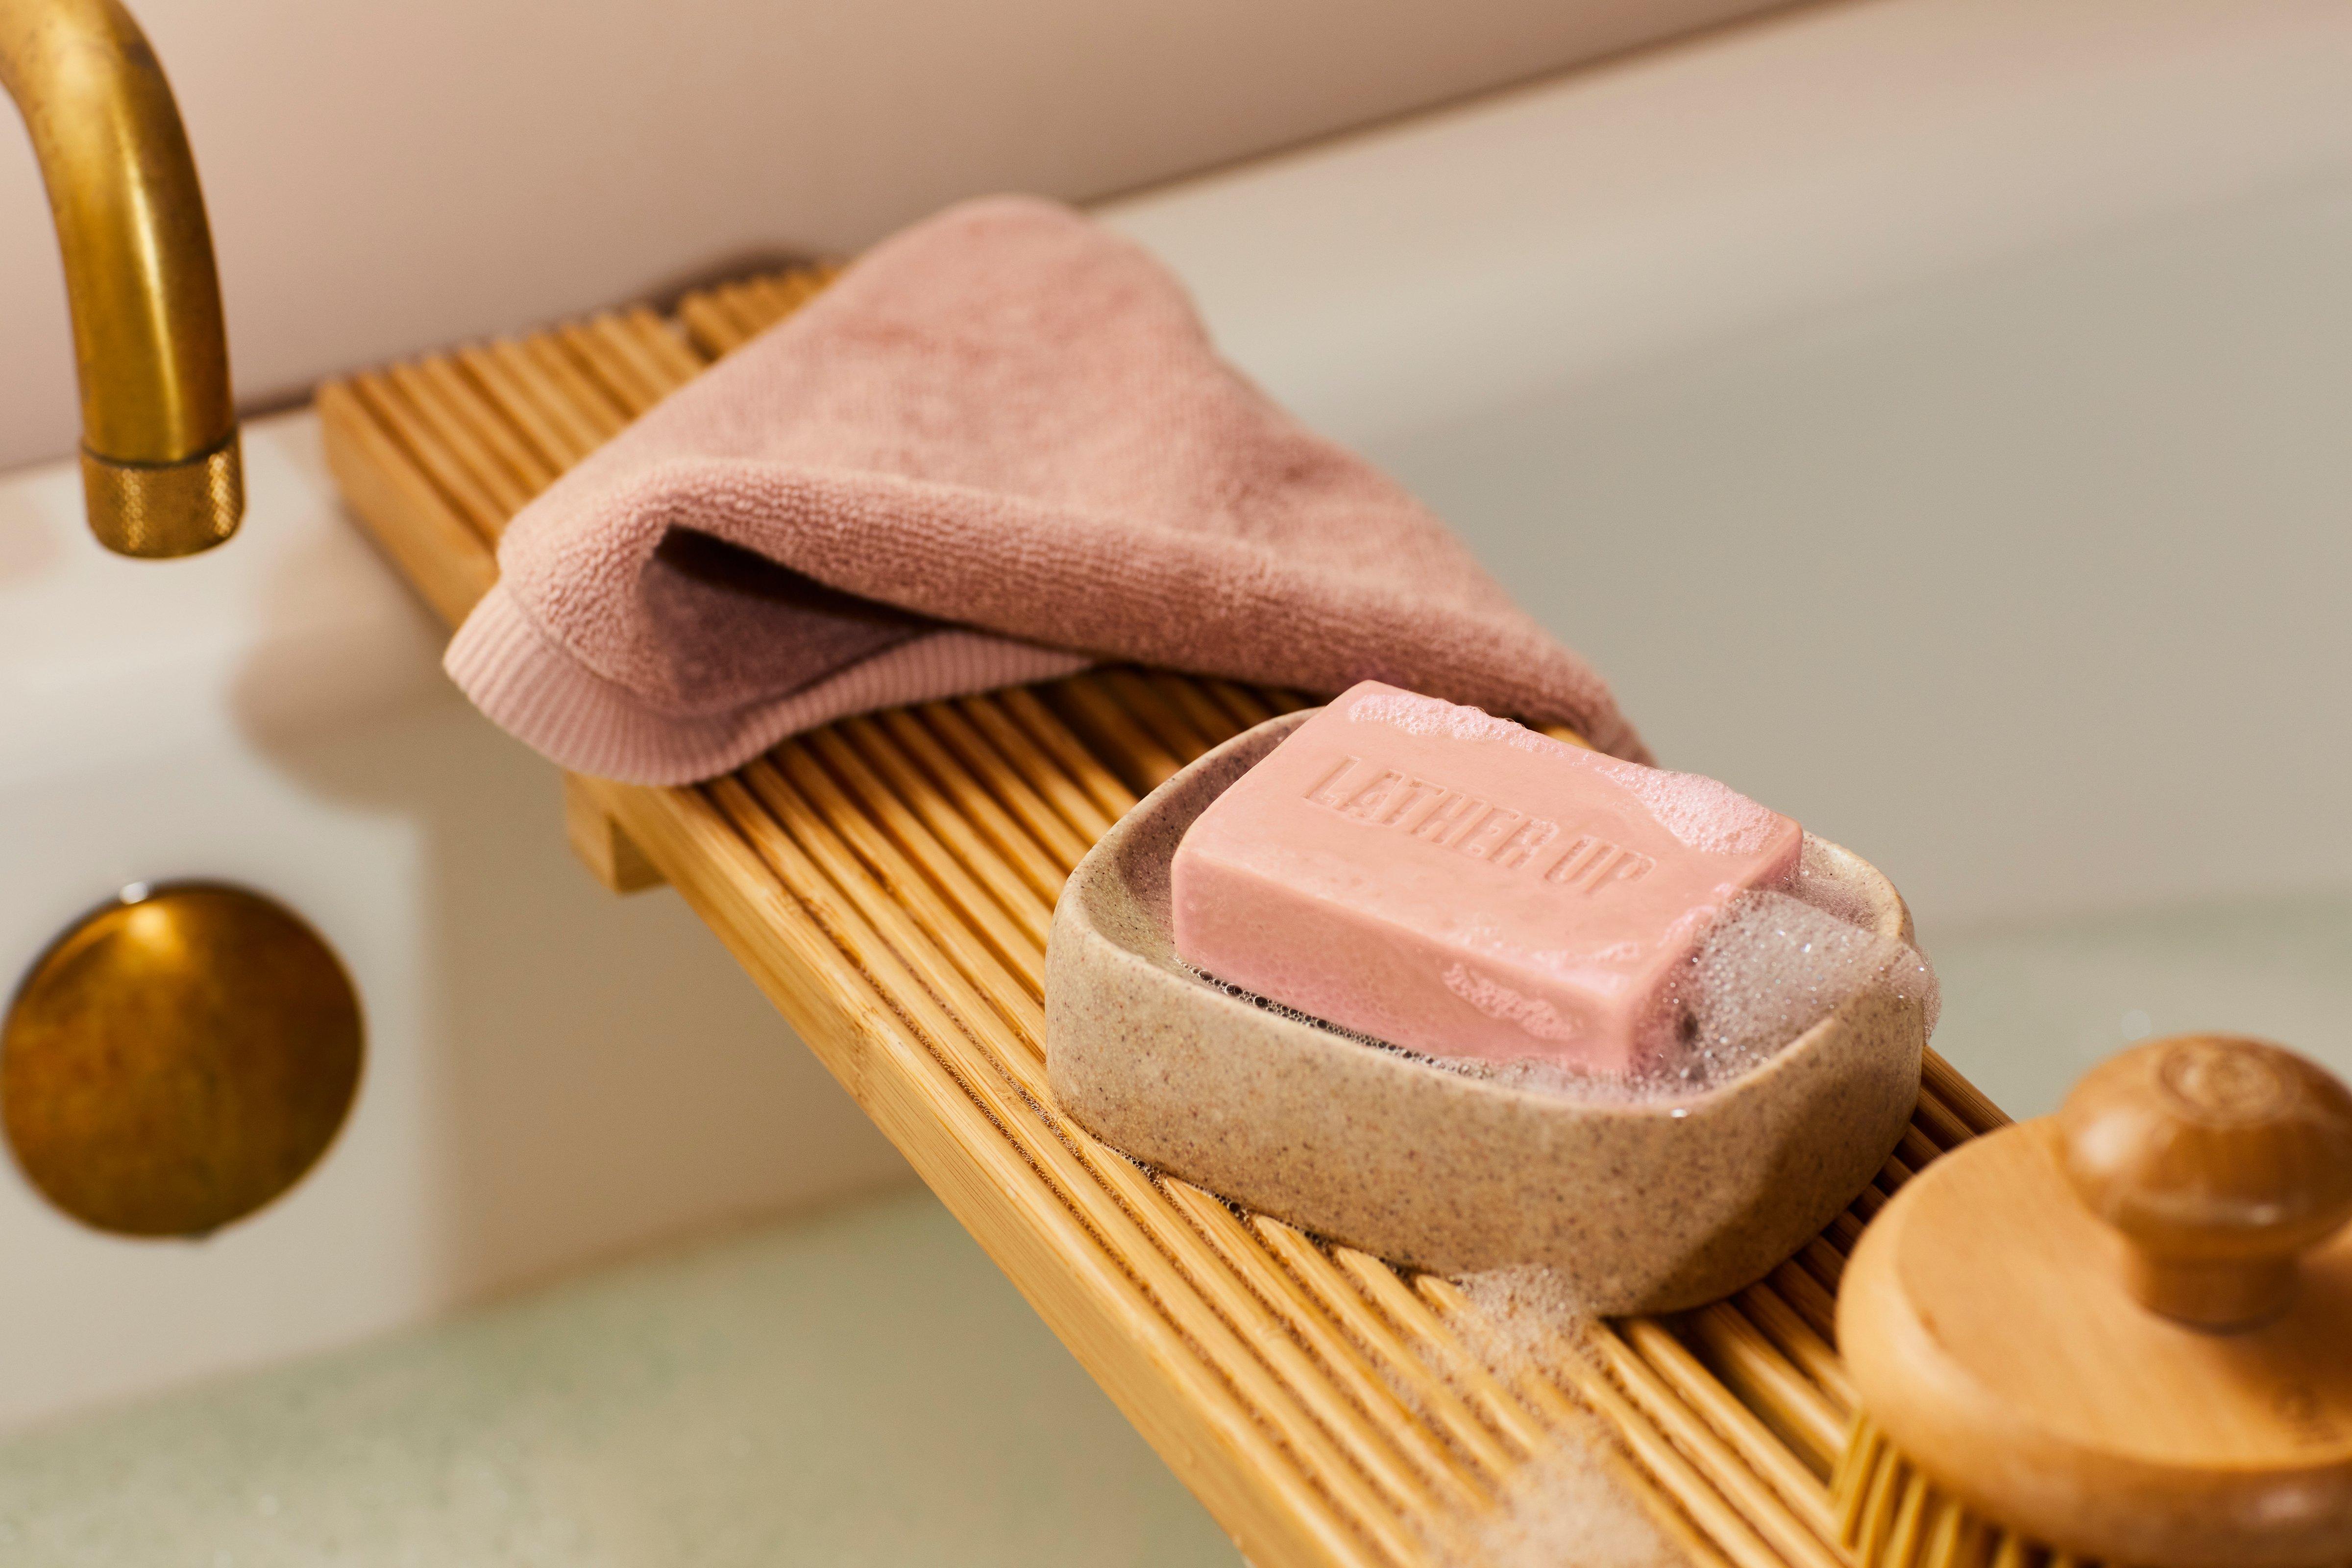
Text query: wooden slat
346 370 504 543
678 291 748 358
915 701 1094 878
315 382 497 624
1047 673 1184 793
996 685 1138 824
1592 1322 1845 1568
956 693 1118 844
316 266 2021 1568
846 711 1061 931
780 737 1042 997
401 356 553 504
1923 1048 2011 1136
456 342 588 470
1617 1318 1841 1547
522 332 631 436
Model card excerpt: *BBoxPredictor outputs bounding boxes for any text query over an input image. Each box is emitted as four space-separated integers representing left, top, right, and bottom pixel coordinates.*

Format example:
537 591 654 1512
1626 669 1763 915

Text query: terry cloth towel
445 195 1649 783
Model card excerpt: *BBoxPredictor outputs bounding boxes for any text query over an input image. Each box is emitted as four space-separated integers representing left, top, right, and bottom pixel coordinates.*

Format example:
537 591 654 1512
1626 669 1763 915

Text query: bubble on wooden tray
1427 1267 1688 1568
1435 1442 1690 1568
1453 1263 1597 1357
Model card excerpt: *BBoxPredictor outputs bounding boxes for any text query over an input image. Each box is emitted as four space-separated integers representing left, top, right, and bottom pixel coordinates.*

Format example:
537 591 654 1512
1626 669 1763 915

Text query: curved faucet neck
0 0 240 556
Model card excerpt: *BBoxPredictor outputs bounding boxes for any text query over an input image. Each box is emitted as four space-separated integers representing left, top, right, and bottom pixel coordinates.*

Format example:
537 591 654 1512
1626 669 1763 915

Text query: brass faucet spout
0 0 239 556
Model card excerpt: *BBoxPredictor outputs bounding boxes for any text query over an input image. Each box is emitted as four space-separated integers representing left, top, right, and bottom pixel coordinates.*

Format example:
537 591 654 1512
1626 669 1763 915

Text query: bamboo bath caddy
319 266 2034 1568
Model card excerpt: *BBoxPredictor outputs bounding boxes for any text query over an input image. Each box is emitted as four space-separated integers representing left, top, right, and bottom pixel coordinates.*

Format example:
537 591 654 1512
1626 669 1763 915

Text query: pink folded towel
446 195 1648 783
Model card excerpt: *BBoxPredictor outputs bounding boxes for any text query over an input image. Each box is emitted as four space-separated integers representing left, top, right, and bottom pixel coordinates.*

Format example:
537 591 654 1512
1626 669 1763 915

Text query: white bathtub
0 417 910 1433
6 0 2348 1437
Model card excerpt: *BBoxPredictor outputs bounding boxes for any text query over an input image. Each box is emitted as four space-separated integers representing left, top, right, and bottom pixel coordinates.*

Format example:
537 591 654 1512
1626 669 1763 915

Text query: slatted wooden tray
317 268 2018 1568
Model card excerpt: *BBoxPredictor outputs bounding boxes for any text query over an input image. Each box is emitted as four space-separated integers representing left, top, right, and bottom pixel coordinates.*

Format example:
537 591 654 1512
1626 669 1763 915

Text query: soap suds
1586 756 1783 858
1345 688 1566 757
1435 1442 1691 1568
1785 832 1882 929
1453 1265 1599 1363
1426 1269 1690 1568
1644 889 1939 1095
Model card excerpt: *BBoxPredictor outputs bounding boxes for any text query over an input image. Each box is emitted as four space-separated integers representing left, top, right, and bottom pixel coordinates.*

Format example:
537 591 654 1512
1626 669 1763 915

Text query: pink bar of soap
1171 682 1803 1073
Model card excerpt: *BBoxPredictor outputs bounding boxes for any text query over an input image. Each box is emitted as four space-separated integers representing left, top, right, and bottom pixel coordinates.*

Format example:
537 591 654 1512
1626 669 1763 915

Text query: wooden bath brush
1833 1032 2352 1568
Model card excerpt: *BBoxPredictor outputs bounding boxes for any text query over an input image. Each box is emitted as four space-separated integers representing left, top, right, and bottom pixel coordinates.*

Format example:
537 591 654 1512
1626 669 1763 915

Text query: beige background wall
0 0 1785 472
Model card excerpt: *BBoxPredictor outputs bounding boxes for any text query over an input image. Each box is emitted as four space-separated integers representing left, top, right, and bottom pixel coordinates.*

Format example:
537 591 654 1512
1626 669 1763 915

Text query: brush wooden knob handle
2059 1034 2352 1328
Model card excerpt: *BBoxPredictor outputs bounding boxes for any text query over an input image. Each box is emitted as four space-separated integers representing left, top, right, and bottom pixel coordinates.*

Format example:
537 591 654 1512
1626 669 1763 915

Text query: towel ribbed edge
445 584 1089 785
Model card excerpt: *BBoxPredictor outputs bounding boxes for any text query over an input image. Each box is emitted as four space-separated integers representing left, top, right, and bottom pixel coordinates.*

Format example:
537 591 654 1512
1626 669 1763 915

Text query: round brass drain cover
2 883 363 1237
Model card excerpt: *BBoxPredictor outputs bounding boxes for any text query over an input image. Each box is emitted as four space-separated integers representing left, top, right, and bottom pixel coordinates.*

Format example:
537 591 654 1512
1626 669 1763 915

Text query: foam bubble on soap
1646 890 1936 1093
1344 688 1567 758
1587 756 1784 858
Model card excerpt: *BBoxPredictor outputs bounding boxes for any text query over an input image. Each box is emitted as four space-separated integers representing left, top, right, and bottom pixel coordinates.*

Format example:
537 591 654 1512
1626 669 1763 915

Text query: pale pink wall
0 0 1788 471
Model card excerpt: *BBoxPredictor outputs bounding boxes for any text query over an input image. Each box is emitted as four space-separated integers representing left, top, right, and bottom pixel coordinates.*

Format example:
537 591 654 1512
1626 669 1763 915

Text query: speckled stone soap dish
1045 710 1927 1316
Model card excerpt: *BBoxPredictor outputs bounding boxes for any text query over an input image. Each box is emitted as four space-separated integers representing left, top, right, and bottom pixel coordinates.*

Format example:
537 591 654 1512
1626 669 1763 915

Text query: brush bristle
1830 1413 2104 1568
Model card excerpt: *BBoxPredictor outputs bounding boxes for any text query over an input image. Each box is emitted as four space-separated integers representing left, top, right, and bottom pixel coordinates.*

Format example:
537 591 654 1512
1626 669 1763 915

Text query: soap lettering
1339 769 1411 821
1547 836 1608 887
1598 850 1655 890
1300 752 1648 894
1373 777 1450 827
1457 808 1526 860
1304 756 1364 808
1545 836 1655 894
1487 816 1559 870
1411 792 1492 848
